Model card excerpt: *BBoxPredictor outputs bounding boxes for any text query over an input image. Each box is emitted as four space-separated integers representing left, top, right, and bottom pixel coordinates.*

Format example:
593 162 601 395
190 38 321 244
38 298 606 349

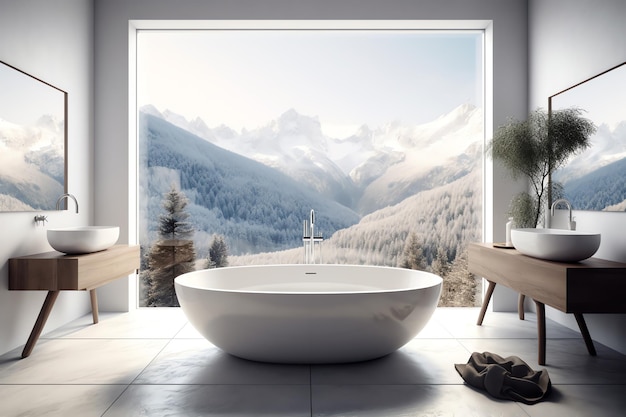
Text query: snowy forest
138 104 484 307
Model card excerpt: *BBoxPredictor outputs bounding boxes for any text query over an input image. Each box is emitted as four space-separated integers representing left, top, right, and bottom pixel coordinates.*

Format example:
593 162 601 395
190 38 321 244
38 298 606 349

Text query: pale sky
550 63 626 130
1 62 65 126
137 30 483 138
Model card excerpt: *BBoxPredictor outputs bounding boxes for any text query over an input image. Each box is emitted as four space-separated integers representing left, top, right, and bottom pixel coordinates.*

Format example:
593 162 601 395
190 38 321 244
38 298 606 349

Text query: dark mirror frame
0 60 67 212
549 61 626 212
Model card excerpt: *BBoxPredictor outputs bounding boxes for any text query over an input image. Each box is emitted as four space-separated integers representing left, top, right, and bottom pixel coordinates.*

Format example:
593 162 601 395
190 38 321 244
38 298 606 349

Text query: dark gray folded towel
455 352 551 404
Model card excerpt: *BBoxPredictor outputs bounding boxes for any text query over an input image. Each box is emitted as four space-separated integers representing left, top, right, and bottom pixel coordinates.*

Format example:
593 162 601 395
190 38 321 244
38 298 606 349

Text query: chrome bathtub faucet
303 209 323 264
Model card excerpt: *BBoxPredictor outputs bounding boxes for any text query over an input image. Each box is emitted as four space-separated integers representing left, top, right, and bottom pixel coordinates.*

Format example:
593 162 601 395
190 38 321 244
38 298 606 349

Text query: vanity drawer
9 245 139 290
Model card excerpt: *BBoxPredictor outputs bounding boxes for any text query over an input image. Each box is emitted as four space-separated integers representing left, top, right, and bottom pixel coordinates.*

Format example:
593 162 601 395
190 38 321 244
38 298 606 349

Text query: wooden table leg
574 313 597 356
518 294 526 320
22 290 60 358
534 299 546 365
477 281 496 325
90 289 99 324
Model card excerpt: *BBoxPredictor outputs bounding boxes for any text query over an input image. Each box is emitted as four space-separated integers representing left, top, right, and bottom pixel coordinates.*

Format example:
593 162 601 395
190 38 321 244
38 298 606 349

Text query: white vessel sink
47 226 120 254
511 228 601 262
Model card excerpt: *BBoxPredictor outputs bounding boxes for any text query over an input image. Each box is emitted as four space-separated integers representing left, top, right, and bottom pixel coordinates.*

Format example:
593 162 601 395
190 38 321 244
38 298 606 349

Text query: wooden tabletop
468 242 626 314
9 245 140 291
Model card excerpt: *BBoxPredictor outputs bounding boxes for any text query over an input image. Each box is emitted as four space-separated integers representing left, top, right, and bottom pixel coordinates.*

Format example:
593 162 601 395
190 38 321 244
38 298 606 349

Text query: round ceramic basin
47 226 120 254
511 228 601 262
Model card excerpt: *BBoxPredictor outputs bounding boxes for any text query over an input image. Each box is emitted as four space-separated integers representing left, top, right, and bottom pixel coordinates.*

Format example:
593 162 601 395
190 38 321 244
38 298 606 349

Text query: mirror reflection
550 62 626 212
0 60 67 212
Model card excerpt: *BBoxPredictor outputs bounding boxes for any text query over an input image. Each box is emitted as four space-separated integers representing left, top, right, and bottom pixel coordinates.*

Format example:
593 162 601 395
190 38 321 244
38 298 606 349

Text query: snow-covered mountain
138 112 360 257
553 120 626 184
353 105 483 212
139 103 483 214
0 116 65 211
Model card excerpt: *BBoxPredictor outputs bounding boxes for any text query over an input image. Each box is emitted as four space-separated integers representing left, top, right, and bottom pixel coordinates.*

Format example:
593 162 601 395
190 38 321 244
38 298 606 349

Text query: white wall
529 0 626 353
0 0 94 355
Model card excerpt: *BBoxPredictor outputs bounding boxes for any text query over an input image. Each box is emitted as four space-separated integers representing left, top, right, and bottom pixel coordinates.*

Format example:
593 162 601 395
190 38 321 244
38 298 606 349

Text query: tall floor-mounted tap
303 209 323 264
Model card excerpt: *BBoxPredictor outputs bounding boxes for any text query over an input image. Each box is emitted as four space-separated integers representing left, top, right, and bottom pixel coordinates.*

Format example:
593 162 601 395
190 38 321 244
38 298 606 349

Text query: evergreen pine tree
207 234 229 268
145 185 196 307
431 246 450 277
439 249 477 307
400 232 427 270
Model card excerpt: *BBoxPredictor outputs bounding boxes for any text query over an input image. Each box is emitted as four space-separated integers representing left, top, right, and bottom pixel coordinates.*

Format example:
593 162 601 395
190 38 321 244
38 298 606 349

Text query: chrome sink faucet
56 193 79 213
550 198 575 230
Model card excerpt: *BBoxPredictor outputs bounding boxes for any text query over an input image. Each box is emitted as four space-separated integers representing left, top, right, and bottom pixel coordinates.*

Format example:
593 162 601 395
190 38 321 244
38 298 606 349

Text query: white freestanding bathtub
174 264 442 364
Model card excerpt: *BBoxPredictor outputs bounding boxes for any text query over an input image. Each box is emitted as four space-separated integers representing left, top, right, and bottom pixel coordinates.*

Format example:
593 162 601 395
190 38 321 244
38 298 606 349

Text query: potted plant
488 108 596 228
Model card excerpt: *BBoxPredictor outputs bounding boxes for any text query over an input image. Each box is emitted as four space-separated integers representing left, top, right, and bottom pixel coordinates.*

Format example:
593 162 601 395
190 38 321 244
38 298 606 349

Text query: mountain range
141 103 484 215
139 104 484 259
0 115 65 211
562 156 626 211
553 120 626 184
553 120 626 211
139 112 360 256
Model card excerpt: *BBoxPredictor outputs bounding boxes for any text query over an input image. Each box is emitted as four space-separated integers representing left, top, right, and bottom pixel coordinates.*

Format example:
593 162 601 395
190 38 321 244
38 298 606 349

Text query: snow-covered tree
439 249 478 307
400 232 427 270
431 245 450 277
207 234 229 268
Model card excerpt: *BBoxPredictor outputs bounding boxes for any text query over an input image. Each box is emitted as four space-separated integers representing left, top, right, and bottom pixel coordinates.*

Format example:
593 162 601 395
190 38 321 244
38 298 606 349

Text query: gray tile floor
0 307 624 416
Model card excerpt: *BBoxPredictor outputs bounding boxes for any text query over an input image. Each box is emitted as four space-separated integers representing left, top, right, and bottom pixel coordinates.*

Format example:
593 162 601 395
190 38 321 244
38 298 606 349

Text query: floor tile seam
455 337 538 347
127 382 311 387
514 403 533 417
99 382 469 387
169 337 205 339
100 383 133 417
455 336 582 341
126 338 177 387
411 336 464 340
551 383 626 386
309 365 313 416
428 320 456 338
457 336 621 350
39 337 179 340
310 384 469 387
0 383 130 386
171 322 190 339
172 337 205 340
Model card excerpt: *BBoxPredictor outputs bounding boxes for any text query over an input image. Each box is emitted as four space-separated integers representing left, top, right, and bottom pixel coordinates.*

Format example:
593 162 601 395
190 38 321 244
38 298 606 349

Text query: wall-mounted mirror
0 60 67 212
550 61 626 211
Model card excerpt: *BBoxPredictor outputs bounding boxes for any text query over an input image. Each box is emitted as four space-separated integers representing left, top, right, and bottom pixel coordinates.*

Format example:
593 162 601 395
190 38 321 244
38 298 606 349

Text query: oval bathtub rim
174 263 443 295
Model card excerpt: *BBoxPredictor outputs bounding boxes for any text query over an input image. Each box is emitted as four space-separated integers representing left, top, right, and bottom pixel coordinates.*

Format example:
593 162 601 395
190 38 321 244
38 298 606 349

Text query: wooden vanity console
9 245 140 358
469 242 626 365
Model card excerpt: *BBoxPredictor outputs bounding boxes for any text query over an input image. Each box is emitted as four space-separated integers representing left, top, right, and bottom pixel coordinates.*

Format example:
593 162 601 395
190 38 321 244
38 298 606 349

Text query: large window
136 25 484 307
